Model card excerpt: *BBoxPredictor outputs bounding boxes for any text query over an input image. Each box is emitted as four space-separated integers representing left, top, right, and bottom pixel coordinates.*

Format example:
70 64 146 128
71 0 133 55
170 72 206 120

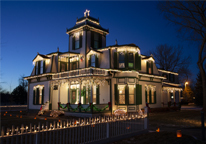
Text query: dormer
32 53 51 75
66 10 109 54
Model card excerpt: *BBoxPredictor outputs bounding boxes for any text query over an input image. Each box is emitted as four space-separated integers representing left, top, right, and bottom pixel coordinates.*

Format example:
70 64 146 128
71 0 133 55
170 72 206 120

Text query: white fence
0 105 27 112
0 111 148 144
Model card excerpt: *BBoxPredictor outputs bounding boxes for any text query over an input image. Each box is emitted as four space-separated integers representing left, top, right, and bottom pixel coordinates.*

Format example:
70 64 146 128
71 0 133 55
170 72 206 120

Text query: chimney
57 47 59 52
115 39 118 45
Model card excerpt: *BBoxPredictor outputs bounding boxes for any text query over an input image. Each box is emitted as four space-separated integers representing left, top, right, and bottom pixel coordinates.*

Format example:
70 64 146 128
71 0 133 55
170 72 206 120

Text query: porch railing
52 68 108 79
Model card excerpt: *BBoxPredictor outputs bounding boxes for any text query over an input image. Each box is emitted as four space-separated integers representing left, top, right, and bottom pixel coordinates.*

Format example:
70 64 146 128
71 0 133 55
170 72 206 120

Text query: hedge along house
25 10 182 115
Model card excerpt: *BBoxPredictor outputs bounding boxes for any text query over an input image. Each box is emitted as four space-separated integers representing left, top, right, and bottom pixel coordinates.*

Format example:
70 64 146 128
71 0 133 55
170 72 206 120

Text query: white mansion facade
25 11 182 113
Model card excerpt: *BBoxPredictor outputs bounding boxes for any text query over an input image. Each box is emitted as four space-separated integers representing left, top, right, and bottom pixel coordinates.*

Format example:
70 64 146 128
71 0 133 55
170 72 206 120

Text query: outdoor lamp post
185 81 189 87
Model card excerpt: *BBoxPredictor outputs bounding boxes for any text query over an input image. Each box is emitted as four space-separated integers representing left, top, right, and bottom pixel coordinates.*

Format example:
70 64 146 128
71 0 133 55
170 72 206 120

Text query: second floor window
94 33 99 49
91 55 95 67
72 32 82 50
75 36 79 49
35 60 45 75
128 53 134 68
40 61 44 74
119 53 125 68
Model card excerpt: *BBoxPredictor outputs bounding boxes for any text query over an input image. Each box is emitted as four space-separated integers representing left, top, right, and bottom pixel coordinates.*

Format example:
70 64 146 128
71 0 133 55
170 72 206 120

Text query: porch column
179 91 181 102
68 82 70 103
90 80 93 113
58 83 61 102
79 81 82 104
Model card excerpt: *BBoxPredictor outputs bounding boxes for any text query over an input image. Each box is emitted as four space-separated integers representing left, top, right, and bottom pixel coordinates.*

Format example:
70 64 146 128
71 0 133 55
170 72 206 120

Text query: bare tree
158 1 206 110
150 44 191 72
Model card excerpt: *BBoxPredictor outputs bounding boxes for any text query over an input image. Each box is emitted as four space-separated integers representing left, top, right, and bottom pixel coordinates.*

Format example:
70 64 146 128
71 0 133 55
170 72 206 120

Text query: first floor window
129 85 135 104
93 85 96 104
145 87 156 104
33 86 44 105
119 85 125 104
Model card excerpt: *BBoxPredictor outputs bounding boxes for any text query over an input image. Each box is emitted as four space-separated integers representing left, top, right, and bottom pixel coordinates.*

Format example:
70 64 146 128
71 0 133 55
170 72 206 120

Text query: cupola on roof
66 9 109 34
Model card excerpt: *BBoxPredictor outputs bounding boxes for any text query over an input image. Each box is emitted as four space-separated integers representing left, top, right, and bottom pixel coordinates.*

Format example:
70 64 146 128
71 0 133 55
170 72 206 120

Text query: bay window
128 53 134 68
118 85 125 104
128 85 135 104
119 53 125 68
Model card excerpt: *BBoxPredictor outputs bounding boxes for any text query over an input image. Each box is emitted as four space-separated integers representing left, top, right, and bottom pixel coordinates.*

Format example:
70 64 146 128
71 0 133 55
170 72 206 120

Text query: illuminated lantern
177 130 182 137
5 111 7 113
4 113 6 116
59 119 61 122
45 117 47 120
10 114 12 117
34 116 36 119
20 111 22 113
156 128 160 132
16 115 19 118
20 115 22 118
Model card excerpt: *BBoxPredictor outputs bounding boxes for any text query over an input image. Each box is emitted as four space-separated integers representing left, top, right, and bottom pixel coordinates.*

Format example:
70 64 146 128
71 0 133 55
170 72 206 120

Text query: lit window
93 85 96 104
119 53 125 68
151 89 154 103
33 86 44 105
119 85 125 104
147 89 150 103
129 85 134 104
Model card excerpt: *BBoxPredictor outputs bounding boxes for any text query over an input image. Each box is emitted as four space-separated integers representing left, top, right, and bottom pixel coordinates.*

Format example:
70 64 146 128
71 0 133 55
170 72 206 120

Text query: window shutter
146 61 149 74
136 84 139 105
135 53 138 70
38 61 40 75
96 86 99 104
91 31 94 48
72 36 75 50
149 90 151 104
137 85 142 105
33 90 35 105
43 60 45 73
36 88 39 104
114 52 117 69
79 34 82 48
88 88 91 103
138 55 141 70
145 90 147 104
99 34 102 48
42 87 44 104
151 61 153 74
125 52 128 69
88 55 91 67
95 55 98 67
154 91 156 104
115 84 119 105
35 63 36 75
125 85 129 105
83 87 86 104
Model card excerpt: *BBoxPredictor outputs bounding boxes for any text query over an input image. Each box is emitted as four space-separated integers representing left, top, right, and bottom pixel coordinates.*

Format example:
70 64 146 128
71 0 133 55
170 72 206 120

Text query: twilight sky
1 1 199 92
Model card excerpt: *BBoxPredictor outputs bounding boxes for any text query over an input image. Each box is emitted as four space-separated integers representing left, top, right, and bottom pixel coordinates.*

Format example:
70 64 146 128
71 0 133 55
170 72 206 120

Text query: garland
58 102 111 112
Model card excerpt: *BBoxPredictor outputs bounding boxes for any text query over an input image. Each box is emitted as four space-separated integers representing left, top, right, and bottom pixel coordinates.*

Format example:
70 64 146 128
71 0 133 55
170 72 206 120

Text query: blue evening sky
1 1 198 92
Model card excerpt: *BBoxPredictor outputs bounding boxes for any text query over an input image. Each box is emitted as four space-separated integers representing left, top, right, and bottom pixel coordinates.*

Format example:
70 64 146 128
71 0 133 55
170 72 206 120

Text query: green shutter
145 90 147 104
38 61 40 75
88 88 91 103
79 34 82 48
95 55 98 67
99 34 102 48
72 36 75 50
136 84 142 105
68 58 70 71
91 31 94 48
42 87 44 104
33 90 35 105
35 63 36 75
114 52 117 69
88 55 91 67
154 91 156 104
36 88 39 104
136 84 139 105
138 55 141 70
125 52 128 69
146 61 149 74
115 84 119 105
43 60 45 73
151 61 153 74
135 53 138 70
125 85 129 105
83 87 86 104
149 90 151 104
96 86 99 104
